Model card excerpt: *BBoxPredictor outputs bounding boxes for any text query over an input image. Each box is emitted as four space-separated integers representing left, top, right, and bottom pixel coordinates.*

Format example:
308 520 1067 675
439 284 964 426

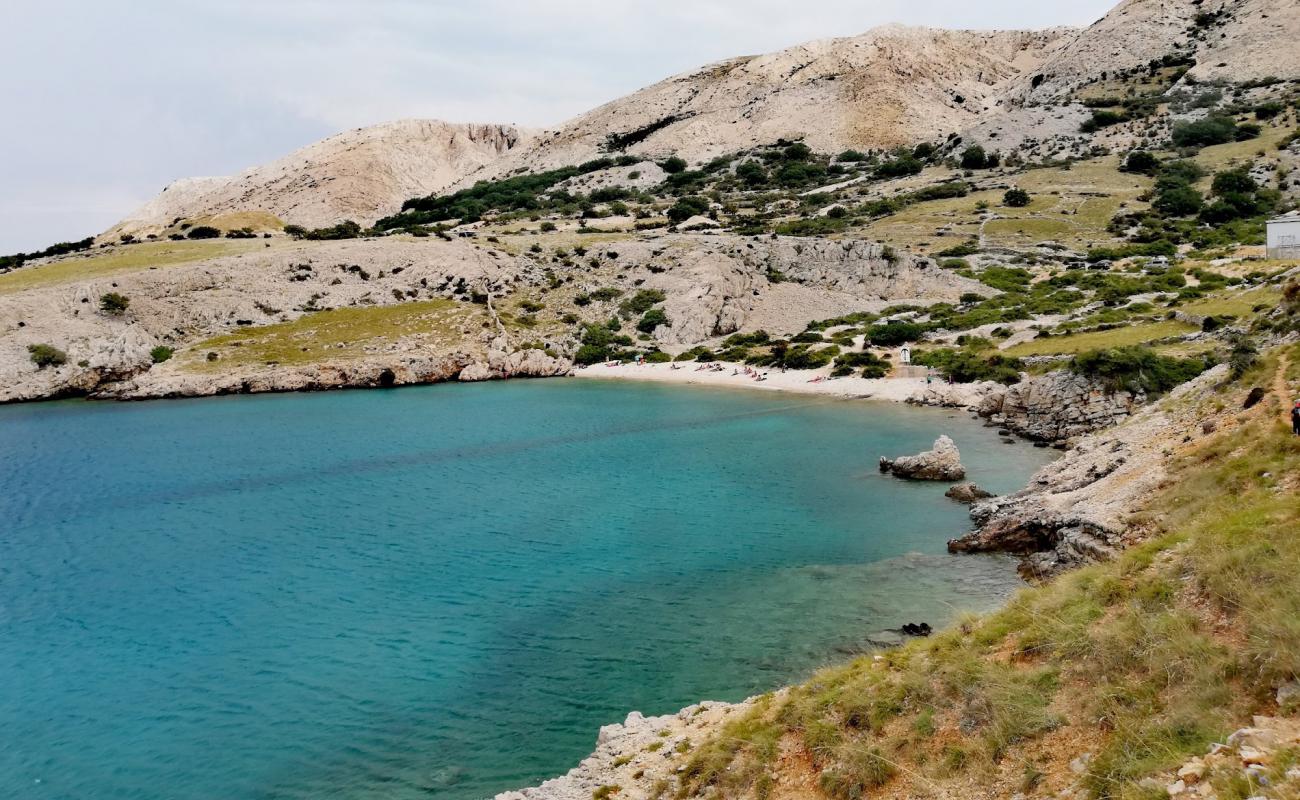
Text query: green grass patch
1003 320 1196 356
0 240 271 294
180 299 485 370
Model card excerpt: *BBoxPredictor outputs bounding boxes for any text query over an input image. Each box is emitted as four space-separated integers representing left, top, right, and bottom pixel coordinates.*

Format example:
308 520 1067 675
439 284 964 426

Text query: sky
0 0 1117 253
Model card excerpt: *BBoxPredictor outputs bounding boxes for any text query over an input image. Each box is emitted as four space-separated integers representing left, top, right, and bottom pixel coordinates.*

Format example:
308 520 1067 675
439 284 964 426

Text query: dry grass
0 240 275 294
1003 320 1197 357
178 299 489 370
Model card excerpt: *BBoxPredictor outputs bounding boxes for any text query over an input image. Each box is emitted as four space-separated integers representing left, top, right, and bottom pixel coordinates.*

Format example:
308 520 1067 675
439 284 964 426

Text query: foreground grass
0 240 274 294
1004 319 1197 357
180 299 489 370
681 347 1300 800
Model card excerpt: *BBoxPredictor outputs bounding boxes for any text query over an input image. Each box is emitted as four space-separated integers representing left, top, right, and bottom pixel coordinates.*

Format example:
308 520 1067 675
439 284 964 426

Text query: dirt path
1277 352 1294 428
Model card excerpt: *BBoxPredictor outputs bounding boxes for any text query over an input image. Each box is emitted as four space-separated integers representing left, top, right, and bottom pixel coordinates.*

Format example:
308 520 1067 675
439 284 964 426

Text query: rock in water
945 483 994 503
879 435 966 481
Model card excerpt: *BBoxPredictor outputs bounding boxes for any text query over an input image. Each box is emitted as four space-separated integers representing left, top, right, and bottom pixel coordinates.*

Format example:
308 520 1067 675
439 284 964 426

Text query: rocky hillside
460 25 1070 182
105 120 532 239
1016 0 1300 103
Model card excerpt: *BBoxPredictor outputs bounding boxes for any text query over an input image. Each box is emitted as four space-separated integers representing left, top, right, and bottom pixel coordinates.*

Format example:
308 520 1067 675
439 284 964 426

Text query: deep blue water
0 380 1053 800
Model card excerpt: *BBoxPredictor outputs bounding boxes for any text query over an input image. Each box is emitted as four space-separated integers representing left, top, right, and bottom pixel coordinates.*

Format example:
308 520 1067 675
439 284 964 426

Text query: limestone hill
105 120 532 240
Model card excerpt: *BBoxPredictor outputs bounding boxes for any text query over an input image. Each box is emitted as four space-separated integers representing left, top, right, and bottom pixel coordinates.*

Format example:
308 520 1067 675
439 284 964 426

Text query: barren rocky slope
0 234 986 403
1015 0 1300 103
106 120 532 239
461 25 1071 182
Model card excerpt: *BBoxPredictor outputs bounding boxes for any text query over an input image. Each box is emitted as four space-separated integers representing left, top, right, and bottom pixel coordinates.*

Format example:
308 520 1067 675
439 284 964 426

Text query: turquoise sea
0 380 1053 800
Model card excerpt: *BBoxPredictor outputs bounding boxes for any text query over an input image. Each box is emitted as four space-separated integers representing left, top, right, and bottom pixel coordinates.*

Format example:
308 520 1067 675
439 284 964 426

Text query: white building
1267 211 1300 260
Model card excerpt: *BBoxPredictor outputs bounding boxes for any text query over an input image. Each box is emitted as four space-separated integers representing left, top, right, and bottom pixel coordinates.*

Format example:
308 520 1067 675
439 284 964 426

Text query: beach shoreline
573 361 993 406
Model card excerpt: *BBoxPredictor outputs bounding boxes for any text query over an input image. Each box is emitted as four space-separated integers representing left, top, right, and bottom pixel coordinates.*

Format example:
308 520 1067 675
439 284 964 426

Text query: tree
1153 183 1203 216
667 196 709 224
99 292 130 315
186 226 221 240
28 343 67 368
660 156 688 174
1210 168 1256 196
1171 115 1237 148
1002 188 1031 207
637 308 669 333
960 145 989 169
1121 150 1160 175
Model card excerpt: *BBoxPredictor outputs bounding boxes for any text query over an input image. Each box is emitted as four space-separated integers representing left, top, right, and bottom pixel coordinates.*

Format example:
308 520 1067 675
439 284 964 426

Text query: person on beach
1292 400 1300 435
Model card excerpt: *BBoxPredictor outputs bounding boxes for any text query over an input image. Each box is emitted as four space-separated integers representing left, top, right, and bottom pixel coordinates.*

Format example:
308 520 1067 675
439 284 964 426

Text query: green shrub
1171 116 1238 148
1003 188 1031 207
27 343 67 368
637 308 669 333
660 156 688 174
150 346 174 364
186 226 221 240
1122 151 1161 175
866 321 925 346
834 351 891 378
99 292 130 315
1080 110 1127 133
913 348 1023 384
667 196 709 223
1069 346 1209 394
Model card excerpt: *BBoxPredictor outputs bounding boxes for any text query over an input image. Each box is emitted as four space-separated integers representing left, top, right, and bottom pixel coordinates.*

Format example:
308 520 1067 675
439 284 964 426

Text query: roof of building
1268 211 1300 224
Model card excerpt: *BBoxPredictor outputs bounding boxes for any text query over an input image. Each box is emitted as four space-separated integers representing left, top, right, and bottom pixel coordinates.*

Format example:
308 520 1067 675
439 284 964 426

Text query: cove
0 380 1054 800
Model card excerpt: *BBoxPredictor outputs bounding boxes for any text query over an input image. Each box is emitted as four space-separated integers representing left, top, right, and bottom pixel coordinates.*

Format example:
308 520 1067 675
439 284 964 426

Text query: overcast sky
0 0 1116 253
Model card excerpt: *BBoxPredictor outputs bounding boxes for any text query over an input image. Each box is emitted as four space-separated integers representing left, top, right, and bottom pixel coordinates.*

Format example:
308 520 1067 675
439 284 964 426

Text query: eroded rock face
880 435 966 481
976 370 1145 442
948 366 1229 579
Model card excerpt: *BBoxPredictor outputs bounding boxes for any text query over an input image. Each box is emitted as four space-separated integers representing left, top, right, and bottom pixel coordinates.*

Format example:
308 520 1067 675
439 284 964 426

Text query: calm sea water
0 380 1053 800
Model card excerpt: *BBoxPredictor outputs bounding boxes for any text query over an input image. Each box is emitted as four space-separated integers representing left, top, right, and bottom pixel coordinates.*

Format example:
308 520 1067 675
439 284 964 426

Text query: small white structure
899 345 912 365
1267 211 1300 260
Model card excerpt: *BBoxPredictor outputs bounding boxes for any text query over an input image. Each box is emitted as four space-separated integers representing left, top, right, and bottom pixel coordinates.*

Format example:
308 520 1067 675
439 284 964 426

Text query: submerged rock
879 435 966 481
945 483 994 503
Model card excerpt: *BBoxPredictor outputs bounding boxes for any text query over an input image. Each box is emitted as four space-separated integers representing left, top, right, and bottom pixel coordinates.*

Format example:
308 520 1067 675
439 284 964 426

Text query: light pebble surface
575 361 993 406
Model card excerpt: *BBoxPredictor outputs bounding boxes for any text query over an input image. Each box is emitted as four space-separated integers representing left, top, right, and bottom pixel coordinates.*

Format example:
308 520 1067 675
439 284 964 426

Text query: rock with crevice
880 435 966 481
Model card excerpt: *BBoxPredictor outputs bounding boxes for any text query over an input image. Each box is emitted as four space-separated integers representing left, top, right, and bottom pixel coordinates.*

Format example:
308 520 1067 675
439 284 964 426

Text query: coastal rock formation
949 366 1228 579
945 483 993 503
494 699 760 800
104 353 476 400
879 435 966 481
976 370 1145 443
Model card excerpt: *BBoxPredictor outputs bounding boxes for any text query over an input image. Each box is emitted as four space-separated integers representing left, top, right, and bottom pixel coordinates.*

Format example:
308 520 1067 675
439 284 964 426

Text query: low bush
150 346 174 364
186 226 221 240
99 292 130 315
28 343 68 368
1069 346 1209 394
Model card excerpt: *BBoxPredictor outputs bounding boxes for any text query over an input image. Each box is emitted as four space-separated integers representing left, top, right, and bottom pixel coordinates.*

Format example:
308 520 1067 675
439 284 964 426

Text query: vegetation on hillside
677 347 1300 800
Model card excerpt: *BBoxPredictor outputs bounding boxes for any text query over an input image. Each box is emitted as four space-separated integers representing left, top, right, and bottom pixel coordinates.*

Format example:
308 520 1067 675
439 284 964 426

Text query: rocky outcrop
459 344 572 382
945 483 993 503
103 353 476 400
977 370 1145 443
494 699 759 800
949 366 1228 579
880 435 966 481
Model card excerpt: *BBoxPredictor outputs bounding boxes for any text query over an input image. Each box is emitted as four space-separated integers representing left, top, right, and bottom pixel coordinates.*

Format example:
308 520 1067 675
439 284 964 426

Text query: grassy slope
681 345 1300 800
0 240 277 294
177 299 489 370
1003 320 1198 357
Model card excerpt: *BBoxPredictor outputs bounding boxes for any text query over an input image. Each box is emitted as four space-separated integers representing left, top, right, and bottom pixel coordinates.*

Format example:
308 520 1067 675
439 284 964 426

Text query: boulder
946 483 994 503
879 435 966 481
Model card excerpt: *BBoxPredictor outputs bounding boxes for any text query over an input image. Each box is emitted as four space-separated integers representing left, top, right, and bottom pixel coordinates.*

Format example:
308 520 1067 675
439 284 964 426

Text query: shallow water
0 380 1053 800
